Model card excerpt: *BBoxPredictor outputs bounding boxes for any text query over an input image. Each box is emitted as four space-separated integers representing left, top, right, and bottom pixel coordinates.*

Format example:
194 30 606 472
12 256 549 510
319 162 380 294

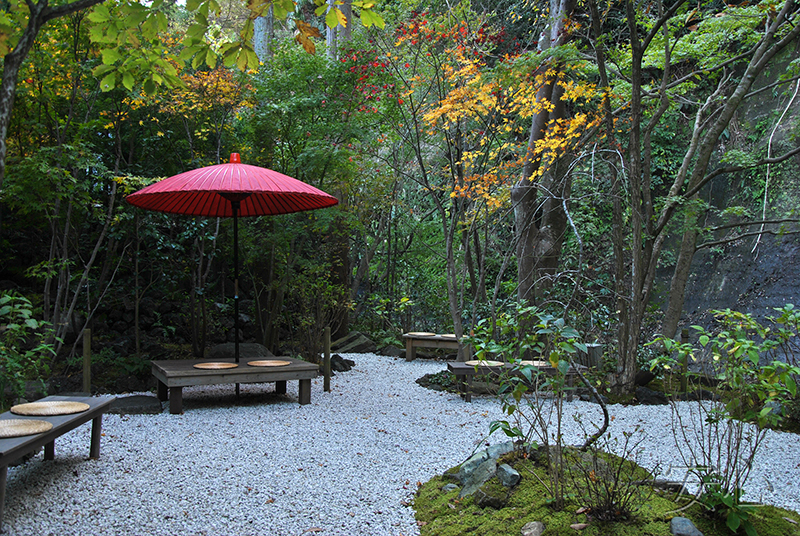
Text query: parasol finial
230 153 241 164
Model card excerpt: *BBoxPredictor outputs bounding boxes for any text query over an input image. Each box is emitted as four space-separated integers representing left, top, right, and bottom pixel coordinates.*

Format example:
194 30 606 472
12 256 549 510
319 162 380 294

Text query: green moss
414 455 800 536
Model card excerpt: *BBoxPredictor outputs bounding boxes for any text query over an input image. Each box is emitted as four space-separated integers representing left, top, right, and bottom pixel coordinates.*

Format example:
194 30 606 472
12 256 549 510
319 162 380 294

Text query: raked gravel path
4 353 800 536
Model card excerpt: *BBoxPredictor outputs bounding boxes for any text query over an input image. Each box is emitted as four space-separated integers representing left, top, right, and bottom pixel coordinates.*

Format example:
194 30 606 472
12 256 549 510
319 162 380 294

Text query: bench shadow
180 384 297 411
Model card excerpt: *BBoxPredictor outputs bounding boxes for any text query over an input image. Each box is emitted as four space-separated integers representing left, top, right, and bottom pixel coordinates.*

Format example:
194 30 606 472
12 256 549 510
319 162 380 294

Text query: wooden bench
403 333 461 361
0 394 114 530
447 361 583 402
152 357 319 414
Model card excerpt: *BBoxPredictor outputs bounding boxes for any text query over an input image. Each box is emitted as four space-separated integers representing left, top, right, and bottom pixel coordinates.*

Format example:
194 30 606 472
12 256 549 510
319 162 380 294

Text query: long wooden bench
447 360 583 402
152 357 319 414
403 332 461 361
0 394 114 530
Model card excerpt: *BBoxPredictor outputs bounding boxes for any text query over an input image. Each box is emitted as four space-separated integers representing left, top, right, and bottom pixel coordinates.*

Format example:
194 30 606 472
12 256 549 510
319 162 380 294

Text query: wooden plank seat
447 360 584 402
152 357 319 414
0 394 114 531
402 332 461 361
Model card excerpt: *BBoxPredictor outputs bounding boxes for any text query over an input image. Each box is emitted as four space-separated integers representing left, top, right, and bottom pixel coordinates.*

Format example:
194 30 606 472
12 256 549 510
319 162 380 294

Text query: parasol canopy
125 153 338 217
126 153 338 372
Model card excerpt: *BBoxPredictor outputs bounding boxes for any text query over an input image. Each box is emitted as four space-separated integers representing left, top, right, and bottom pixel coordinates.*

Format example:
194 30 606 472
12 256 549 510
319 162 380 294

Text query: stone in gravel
331 355 355 372
330 332 377 353
497 463 520 487
670 516 704 536
109 395 163 415
580 392 610 405
521 521 545 536
208 343 274 359
379 346 404 357
441 483 459 492
636 386 668 405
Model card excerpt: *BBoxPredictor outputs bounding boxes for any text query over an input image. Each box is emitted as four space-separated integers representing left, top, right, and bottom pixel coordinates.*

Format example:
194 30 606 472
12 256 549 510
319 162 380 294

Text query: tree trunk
661 199 700 341
513 0 576 305
253 5 274 64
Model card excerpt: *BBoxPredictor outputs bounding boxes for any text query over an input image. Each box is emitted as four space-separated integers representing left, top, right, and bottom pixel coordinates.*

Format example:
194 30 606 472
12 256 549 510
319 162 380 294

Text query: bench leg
169 387 183 414
405 339 415 361
0 465 6 532
275 381 287 394
90 415 103 459
465 375 473 403
44 441 55 461
157 380 168 402
298 379 311 405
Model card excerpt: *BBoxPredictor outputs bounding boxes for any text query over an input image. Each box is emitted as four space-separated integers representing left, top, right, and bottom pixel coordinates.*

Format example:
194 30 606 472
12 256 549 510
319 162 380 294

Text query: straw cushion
464 360 504 367
0 419 53 438
407 332 435 337
247 360 291 367
11 401 90 416
193 362 238 370
520 360 551 368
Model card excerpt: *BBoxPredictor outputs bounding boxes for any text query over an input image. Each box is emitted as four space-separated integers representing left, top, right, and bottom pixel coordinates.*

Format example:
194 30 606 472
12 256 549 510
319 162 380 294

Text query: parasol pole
232 198 241 398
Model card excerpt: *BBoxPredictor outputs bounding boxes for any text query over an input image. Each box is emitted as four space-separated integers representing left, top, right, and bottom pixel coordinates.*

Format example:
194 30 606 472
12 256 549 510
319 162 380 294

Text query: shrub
651 307 800 536
0 293 55 408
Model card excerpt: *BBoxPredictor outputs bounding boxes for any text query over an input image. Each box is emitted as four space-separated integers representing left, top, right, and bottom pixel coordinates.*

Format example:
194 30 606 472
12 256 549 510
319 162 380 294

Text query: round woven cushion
0 419 53 438
11 401 90 416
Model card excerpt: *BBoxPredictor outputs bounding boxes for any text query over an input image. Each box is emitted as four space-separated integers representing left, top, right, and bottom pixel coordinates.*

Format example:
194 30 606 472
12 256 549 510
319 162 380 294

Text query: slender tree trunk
253 5 274 64
661 198 700 341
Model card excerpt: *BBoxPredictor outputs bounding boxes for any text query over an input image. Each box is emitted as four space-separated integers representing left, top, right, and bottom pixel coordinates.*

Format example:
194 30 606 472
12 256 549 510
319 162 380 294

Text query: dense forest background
0 0 799 401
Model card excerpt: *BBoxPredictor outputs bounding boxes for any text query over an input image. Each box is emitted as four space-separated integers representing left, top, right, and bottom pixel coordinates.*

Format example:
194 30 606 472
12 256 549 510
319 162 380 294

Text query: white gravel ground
4 353 799 536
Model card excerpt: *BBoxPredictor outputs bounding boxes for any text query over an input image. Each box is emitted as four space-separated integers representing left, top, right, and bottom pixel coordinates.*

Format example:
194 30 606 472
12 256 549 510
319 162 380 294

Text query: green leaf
699 334 710 346
192 48 207 69
205 48 217 69
325 8 339 28
100 72 116 92
143 78 157 95
24 318 38 329
726 512 741 531
101 48 122 65
87 4 112 23
122 71 135 91
273 0 295 19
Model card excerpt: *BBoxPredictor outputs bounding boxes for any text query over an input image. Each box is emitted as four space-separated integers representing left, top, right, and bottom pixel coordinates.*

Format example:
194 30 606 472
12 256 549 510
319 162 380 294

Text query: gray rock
208 343 274 360
109 395 163 415
441 483 459 492
521 521 545 536
636 386 668 405
580 392 610 404
474 483 508 508
331 332 378 353
670 516 704 536
331 354 355 372
487 441 515 459
459 458 497 498
497 463 521 487
457 451 491 485
379 345 404 357
635 369 656 386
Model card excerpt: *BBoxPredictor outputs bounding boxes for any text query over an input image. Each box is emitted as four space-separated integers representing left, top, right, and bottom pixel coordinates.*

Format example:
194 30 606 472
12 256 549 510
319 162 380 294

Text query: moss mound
414 452 800 536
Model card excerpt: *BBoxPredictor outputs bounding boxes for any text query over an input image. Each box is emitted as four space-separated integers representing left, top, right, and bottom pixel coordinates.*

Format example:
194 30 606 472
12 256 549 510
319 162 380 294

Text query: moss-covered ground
414 453 800 536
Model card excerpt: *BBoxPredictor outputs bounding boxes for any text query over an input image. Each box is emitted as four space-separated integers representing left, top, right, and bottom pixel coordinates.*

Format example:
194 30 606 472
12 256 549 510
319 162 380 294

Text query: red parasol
126 153 338 367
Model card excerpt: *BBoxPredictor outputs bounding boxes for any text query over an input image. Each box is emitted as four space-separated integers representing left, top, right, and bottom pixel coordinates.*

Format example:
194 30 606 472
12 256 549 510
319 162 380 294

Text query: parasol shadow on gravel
126 153 339 372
